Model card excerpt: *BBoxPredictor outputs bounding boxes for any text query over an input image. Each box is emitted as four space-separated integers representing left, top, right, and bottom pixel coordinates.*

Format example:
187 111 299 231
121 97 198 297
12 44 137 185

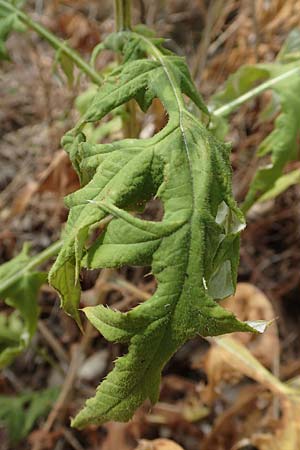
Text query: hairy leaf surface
49 32 261 427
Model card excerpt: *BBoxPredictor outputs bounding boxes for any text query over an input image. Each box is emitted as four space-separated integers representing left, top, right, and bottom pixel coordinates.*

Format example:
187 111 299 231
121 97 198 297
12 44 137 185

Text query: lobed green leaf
49 31 261 427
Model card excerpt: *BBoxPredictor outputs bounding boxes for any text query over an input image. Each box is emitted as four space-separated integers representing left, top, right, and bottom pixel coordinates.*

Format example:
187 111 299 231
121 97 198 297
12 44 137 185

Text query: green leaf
54 47 74 86
75 85 99 116
49 31 260 428
75 86 123 144
278 29 300 63
0 243 31 281
258 168 300 202
212 65 270 110
0 14 16 59
0 387 58 443
58 52 74 86
3 271 46 337
0 245 47 367
0 1 26 60
211 30 300 211
243 64 300 210
0 313 25 368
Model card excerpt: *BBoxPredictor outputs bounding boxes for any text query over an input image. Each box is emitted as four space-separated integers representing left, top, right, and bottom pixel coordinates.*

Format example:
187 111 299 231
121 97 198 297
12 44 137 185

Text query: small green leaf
0 1 26 60
0 313 25 369
0 14 15 59
258 168 300 202
0 243 31 281
212 65 269 111
0 245 47 367
59 52 74 86
53 44 75 86
278 29 300 63
0 387 59 443
3 271 46 337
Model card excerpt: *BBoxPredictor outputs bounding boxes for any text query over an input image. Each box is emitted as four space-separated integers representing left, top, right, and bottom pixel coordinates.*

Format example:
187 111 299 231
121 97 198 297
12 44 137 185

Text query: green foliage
49 32 263 427
278 29 300 62
3 2 296 431
258 168 300 202
0 387 58 443
0 0 25 59
53 47 74 87
212 30 300 211
0 244 46 368
75 86 123 144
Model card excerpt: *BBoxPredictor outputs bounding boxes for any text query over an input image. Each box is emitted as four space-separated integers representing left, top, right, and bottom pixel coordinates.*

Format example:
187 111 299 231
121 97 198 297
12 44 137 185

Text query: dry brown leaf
199 283 279 403
213 336 288 397
222 283 279 366
57 12 100 51
251 397 300 450
101 422 134 450
9 150 79 217
135 439 185 450
37 150 79 196
10 180 39 216
201 385 264 450
147 399 209 426
203 336 300 450
212 337 300 448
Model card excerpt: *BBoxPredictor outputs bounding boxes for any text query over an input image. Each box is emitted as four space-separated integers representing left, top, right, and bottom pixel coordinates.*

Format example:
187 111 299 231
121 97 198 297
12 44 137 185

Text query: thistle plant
1 0 300 432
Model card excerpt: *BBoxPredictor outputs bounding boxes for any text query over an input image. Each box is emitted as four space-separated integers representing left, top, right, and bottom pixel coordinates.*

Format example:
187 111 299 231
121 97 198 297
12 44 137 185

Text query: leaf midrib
137 32 210 296
84 34 210 420
74 33 214 426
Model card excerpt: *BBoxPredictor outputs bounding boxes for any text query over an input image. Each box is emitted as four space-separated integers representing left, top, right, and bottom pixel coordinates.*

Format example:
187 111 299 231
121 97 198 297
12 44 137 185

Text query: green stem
213 67 300 117
0 0 103 85
0 240 63 293
114 0 132 31
114 1 137 137
114 0 121 31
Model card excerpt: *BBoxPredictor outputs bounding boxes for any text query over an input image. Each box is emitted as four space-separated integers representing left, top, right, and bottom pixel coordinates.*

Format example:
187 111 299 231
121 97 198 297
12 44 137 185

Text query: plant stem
0 0 103 85
114 0 138 137
213 67 300 117
114 0 132 31
0 240 63 293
